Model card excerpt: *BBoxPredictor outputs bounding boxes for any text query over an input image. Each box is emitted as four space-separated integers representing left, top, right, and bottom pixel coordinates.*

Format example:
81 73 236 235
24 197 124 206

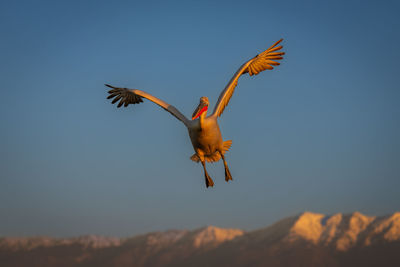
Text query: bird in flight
106 39 285 188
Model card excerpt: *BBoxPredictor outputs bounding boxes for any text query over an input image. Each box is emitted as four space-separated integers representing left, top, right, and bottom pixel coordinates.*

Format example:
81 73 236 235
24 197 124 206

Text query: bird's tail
222 140 232 153
190 140 232 163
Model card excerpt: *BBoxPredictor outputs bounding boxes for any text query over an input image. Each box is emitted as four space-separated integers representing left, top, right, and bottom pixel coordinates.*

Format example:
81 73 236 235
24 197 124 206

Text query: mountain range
1 211 399 266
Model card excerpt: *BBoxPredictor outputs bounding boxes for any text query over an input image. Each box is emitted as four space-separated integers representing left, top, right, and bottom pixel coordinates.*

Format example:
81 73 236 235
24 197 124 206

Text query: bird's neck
199 111 207 129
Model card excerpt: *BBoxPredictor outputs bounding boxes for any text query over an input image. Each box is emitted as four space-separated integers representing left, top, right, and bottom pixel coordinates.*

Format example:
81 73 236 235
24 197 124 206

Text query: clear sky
1 0 399 237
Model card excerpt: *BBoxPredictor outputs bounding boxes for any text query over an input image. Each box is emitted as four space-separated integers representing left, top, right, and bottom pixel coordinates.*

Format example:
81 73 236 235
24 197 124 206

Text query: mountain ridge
1 211 400 267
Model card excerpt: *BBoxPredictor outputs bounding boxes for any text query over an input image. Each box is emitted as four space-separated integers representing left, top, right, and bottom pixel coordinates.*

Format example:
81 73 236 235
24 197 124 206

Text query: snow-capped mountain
1 212 399 266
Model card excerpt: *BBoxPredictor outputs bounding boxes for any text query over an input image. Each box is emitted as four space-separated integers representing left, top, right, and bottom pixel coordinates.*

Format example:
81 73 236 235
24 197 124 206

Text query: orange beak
192 105 208 120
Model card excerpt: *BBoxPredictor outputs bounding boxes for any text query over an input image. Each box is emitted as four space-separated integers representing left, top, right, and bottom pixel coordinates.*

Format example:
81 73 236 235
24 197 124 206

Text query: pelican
106 39 284 188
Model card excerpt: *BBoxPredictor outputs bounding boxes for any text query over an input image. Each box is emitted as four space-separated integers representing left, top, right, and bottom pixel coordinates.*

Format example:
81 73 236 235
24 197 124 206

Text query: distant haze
0 0 399 237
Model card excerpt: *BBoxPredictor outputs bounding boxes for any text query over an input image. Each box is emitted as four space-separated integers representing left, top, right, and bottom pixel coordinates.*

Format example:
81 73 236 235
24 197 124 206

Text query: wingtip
266 39 284 52
105 84 113 88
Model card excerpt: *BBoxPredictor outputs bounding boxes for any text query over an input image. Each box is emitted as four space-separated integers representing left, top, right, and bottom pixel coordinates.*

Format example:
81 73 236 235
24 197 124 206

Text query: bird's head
192 97 209 120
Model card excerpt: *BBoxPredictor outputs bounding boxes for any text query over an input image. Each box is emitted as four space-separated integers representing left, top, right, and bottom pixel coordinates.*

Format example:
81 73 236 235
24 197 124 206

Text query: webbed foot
224 166 233 182
205 171 214 188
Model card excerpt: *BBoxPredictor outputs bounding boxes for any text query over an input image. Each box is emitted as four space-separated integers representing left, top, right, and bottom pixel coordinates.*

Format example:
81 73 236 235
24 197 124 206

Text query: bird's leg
201 160 214 188
219 152 233 182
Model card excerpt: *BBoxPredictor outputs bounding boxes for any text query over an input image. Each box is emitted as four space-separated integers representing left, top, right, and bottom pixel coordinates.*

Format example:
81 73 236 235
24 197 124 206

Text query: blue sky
1 0 399 237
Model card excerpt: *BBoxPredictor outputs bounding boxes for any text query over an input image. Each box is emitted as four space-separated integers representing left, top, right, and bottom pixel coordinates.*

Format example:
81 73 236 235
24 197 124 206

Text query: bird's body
188 116 223 158
106 39 285 188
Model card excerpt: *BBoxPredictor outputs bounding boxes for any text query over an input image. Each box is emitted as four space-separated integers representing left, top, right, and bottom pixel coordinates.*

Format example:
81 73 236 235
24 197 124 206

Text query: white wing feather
211 39 285 118
106 84 190 127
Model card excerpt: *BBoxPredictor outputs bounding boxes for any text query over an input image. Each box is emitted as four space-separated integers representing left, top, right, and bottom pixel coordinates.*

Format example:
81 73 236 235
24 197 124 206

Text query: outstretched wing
211 39 285 118
106 84 190 127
